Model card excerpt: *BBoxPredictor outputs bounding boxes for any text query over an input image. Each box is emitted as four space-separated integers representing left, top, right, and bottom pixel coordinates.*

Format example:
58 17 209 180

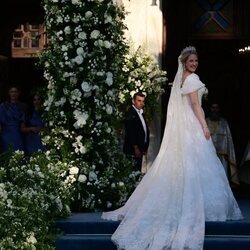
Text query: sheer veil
157 55 184 159
102 55 186 220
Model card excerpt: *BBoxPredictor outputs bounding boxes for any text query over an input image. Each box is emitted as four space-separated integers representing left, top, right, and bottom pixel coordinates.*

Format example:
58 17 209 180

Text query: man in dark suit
123 92 150 171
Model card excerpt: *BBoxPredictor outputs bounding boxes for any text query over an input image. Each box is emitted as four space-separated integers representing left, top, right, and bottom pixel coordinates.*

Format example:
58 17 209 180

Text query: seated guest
22 94 45 156
0 86 26 152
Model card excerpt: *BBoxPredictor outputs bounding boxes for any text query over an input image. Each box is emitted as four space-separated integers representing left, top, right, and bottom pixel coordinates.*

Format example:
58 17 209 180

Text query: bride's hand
203 127 210 140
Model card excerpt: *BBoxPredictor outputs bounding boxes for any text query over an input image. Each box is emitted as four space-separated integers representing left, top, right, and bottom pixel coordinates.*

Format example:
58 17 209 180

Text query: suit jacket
123 106 150 155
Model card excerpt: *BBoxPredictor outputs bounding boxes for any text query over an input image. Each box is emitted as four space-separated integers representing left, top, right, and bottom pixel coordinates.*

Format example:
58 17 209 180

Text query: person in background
0 86 26 152
21 94 45 156
206 103 240 186
123 92 150 171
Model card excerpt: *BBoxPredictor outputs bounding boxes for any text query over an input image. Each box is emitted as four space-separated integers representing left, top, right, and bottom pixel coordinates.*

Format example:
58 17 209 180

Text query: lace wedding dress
102 58 243 250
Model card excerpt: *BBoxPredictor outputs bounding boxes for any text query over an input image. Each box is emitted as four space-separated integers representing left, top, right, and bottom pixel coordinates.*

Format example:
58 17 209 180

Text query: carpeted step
205 220 250 235
56 234 250 250
56 213 250 236
55 234 116 250
55 199 250 249
56 213 118 235
204 235 250 250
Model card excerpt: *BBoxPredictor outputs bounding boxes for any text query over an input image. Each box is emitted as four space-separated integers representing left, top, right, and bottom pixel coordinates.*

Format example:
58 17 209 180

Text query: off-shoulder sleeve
181 74 205 95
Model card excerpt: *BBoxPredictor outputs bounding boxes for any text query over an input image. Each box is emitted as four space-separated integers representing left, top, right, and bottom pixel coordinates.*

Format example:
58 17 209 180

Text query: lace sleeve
181 74 205 95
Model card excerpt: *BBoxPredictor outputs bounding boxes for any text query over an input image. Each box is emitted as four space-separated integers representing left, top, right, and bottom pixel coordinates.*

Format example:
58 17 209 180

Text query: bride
102 46 243 250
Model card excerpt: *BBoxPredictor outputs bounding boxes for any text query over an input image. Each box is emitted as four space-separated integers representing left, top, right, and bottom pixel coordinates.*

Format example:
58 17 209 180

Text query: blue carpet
56 199 250 249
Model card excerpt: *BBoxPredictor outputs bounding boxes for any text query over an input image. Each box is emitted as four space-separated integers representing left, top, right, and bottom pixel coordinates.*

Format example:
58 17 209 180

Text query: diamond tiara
181 46 196 55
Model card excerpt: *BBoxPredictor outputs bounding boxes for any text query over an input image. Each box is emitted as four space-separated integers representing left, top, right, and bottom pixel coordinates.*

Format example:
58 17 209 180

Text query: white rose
79 146 86 154
105 15 112 23
81 81 92 92
76 135 83 141
72 0 80 5
27 169 33 176
26 233 37 244
61 45 68 51
106 104 113 115
70 77 78 85
69 166 79 175
7 199 12 206
104 41 111 49
107 90 113 96
75 55 83 65
130 90 136 98
57 16 63 23
105 72 113 86
107 201 112 208
38 172 45 178
60 111 65 117
89 171 97 181
73 110 89 128
76 47 84 55
96 40 103 47
78 32 87 40
118 181 124 187
85 11 92 18
90 30 100 39
64 26 71 34
78 174 87 183
96 72 104 76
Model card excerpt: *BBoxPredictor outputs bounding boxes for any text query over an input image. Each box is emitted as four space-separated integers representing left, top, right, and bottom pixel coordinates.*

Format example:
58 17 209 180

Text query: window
12 23 46 58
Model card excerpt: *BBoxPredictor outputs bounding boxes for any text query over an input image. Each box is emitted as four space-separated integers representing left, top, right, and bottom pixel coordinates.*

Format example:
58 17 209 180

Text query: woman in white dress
102 46 243 250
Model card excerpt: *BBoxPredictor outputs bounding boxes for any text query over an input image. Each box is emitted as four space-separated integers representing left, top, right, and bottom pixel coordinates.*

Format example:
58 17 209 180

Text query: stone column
121 0 164 171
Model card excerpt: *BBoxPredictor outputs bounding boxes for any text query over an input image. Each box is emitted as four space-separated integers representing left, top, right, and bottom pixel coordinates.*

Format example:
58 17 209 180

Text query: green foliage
0 151 72 249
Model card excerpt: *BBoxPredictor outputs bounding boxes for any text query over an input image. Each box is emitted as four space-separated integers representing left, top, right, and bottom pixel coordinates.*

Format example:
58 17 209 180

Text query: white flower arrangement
118 45 167 120
38 0 141 219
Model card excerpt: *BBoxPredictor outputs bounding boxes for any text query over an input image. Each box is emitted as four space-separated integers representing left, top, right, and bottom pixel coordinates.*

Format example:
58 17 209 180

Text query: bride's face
185 54 198 73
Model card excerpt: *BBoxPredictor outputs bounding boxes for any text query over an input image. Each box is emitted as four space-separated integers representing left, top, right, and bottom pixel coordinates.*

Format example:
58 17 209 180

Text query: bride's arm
188 91 210 140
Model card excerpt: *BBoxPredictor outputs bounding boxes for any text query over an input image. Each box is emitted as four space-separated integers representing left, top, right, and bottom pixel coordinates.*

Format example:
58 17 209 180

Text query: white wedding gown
102 73 243 250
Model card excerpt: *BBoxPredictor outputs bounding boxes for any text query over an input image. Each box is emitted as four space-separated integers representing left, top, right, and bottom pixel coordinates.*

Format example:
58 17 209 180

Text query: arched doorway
163 0 250 165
